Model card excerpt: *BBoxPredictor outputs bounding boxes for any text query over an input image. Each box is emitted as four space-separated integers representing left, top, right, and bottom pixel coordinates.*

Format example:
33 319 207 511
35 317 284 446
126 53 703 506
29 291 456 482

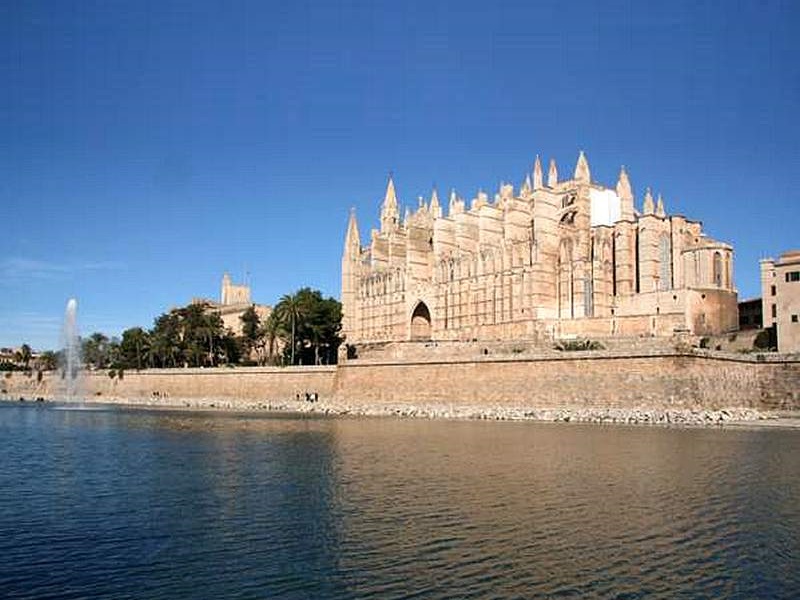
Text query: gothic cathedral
342 152 737 345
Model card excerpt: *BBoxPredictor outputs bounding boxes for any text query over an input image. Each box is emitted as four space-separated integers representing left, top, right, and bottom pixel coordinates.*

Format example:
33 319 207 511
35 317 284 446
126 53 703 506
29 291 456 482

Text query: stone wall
1 366 335 404
2 353 798 413
334 353 800 412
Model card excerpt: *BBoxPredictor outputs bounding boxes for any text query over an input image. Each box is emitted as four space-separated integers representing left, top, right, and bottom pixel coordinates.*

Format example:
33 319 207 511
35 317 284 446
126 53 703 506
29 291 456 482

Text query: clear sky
2 0 798 349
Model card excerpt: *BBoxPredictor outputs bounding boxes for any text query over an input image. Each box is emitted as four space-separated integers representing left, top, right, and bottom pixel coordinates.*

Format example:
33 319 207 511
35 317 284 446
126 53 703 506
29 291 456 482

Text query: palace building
192 273 271 337
341 152 738 345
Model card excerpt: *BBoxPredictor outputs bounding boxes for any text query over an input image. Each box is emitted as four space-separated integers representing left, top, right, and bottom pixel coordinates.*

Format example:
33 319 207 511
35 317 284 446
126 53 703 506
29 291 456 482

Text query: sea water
0 402 798 599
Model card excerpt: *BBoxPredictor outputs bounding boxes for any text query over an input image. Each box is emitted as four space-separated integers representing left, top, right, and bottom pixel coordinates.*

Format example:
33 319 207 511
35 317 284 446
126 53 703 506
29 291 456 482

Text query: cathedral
341 152 737 346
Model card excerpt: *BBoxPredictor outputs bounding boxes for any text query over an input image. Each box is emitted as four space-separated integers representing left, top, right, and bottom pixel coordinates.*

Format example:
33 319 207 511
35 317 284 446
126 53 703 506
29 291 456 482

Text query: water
59 298 82 401
0 403 798 599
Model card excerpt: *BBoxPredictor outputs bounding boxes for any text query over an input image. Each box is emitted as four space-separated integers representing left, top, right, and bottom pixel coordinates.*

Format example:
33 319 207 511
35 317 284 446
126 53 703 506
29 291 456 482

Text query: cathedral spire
344 208 361 255
616 166 634 221
521 173 532 196
380 174 400 232
655 194 666 218
573 150 591 184
533 154 543 189
384 174 397 207
547 158 558 187
430 187 442 219
643 187 655 215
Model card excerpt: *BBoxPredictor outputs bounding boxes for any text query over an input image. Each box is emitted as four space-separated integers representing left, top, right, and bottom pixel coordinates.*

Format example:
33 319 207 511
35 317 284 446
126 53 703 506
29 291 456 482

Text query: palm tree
260 311 282 365
37 350 58 371
274 293 304 365
16 344 32 369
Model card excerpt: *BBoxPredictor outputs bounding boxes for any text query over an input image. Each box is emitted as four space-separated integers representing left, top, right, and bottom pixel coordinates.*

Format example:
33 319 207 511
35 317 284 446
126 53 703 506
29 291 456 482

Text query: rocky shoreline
270 402 768 426
5 394 776 427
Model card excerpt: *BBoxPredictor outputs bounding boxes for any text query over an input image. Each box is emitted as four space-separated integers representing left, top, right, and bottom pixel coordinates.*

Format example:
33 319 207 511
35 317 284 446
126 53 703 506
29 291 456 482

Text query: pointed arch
410 301 432 341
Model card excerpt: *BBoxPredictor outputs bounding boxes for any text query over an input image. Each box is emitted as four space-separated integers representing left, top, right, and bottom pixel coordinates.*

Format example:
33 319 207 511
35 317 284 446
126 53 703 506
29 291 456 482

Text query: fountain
60 298 82 402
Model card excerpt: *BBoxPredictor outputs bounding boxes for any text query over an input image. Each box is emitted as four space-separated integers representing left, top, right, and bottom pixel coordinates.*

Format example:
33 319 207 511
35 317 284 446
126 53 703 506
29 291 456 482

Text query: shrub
554 339 605 351
753 330 772 350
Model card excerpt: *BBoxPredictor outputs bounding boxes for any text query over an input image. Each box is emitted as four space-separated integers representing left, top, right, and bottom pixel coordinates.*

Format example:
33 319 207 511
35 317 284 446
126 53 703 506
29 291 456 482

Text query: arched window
713 252 722 287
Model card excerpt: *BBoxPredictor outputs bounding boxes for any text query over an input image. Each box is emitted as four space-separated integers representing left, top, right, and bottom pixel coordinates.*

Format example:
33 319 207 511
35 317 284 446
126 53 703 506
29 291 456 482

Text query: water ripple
0 404 799 598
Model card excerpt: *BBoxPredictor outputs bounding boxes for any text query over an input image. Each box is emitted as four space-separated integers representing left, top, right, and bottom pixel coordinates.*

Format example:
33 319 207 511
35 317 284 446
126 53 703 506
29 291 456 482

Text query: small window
786 271 800 282
771 285 776 296
772 304 777 318
793 314 799 323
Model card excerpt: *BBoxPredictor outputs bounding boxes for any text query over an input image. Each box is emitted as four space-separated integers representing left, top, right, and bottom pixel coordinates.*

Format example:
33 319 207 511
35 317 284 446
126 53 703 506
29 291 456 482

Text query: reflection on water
0 402 798 599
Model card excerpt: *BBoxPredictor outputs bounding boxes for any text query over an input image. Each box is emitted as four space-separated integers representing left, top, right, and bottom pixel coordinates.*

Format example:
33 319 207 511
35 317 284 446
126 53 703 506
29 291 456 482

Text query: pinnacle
384 174 398 207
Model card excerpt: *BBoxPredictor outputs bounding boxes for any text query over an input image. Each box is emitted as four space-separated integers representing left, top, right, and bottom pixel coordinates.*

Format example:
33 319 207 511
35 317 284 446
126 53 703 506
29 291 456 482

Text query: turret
573 150 591 184
449 189 465 215
341 209 362 340
429 187 442 219
520 173 532 197
547 158 558 187
655 194 666 218
343 208 361 257
642 188 655 215
616 166 635 221
380 175 400 233
221 272 231 305
533 155 543 189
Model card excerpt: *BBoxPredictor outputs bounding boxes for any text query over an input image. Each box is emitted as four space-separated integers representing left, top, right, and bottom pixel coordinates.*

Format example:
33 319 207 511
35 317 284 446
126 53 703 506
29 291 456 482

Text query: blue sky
2 0 798 349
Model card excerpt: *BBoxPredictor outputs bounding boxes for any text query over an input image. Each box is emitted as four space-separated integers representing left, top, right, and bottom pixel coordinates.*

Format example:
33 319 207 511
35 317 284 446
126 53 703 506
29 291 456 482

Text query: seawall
2 352 798 413
335 352 800 412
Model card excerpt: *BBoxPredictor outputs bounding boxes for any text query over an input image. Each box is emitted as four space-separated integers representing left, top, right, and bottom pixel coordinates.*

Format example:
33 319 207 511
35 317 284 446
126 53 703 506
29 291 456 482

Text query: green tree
239 305 262 360
273 288 342 365
274 292 306 365
36 350 58 371
150 311 182 368
175 303 229 367
82 333 112 369
148 303 234 368
119 327 151 370
219 331 242 365
260 311 283 365
16 344 32 369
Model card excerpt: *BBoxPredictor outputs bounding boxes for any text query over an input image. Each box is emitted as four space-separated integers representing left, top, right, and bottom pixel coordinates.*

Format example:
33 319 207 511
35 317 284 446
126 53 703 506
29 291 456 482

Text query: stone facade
761 250 800 353
342 152 738 346
220 272 251 305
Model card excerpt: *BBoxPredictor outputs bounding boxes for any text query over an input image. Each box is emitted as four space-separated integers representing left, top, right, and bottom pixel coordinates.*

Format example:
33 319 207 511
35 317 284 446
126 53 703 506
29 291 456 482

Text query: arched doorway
410 302 432 341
